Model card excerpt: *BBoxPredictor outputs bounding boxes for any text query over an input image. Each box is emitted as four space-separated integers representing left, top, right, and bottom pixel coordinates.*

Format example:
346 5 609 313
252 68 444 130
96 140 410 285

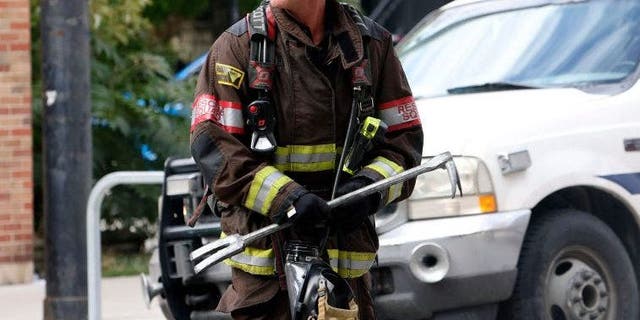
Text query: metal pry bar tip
445 159 463 198
192 222 292 273
190 234 239 261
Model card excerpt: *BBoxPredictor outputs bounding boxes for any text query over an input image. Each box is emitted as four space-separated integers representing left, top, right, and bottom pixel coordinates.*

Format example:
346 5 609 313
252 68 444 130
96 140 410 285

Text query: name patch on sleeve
215 63 245 89
191 94 245 134
378 96 421 132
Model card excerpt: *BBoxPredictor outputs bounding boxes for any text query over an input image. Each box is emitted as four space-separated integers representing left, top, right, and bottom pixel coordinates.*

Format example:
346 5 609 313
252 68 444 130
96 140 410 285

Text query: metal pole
86 171 164 320
41 0 91 319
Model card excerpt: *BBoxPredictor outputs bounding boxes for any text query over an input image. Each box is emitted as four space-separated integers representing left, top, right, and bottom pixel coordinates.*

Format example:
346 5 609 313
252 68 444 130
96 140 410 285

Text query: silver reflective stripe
245 166 293 215
329 257 375 271
222 108 244 128
253 170 285 213
372 160 397 178
379 107 408 127
272 144 337 172
330 258 338 270
338 258 375 271
377 96 420 132
283 152 335 164
366 157 405 204
229 252 275 268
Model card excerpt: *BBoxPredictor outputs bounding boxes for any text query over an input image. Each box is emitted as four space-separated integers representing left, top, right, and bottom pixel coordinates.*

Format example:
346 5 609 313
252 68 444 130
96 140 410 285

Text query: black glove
290 192 330 227
333 177 382 232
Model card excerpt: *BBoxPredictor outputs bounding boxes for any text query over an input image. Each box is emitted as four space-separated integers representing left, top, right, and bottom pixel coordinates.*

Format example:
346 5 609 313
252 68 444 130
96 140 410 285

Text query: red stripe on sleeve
377 96 415 110
190 116 245 134
219 100 243 110
191 94 219 132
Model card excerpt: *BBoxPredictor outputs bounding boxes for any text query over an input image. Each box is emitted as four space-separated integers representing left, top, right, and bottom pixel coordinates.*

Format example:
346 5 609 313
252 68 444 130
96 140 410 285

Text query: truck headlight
408 156 496 220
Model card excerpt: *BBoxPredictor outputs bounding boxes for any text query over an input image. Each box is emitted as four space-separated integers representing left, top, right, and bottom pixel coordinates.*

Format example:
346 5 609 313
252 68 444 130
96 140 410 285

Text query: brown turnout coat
190 0 423 315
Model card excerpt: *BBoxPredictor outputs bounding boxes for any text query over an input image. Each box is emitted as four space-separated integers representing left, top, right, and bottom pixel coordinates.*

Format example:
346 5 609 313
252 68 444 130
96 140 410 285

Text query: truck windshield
398 0 640 98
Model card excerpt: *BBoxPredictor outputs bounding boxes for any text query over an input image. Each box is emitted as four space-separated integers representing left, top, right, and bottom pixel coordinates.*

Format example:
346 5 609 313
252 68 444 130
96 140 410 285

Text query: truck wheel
500 210 638 320
158 298 176 320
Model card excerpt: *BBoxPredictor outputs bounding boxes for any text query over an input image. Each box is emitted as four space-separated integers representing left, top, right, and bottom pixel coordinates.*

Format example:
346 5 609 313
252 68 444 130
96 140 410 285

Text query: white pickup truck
142 0 640 319
371 0 640 319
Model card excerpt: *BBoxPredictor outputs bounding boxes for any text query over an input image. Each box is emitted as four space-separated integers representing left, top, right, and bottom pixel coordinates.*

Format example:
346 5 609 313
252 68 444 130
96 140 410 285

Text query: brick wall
0 0 34 284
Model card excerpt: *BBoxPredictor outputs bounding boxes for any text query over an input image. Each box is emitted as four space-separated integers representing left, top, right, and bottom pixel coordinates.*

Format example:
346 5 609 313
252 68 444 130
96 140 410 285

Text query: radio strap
247 3 278 153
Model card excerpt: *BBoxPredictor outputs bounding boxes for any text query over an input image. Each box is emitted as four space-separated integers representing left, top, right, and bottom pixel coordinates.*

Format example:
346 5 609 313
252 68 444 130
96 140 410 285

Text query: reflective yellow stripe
273 144 337 172
387 184 402 204
327 249 377 278
273 162 335 172
288 144 336 154
220 232 275 275
366 156 405 204
219 233 375 277
224 259 274 275
366 156 403 178
245 166 293 215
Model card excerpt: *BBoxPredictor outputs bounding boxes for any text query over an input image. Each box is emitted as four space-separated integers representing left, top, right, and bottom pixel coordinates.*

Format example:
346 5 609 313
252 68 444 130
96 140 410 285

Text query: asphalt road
0 276 165 320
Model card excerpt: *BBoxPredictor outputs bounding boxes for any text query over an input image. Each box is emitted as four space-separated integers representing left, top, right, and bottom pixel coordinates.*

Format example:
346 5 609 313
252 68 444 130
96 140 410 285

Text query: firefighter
189 0 423 318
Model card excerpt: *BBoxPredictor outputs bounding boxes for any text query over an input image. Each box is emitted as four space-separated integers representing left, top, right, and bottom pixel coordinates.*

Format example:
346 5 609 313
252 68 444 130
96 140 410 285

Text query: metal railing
86 171 164 320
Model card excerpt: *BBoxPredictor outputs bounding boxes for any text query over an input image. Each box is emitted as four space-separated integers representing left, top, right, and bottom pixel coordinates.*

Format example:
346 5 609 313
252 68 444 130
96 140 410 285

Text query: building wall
0 0 34 284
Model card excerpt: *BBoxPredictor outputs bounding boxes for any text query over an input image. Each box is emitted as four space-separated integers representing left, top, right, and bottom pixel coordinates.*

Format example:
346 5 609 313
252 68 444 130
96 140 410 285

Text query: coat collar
270 0 364 70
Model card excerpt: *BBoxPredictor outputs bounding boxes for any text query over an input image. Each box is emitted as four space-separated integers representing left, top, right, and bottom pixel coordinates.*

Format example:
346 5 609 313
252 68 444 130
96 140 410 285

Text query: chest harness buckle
245 3 375 155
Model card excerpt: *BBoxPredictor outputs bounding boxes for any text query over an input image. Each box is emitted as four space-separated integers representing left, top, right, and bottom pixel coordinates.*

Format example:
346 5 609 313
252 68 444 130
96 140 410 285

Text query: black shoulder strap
248 3 276 92
341 4 375 119
248 3 268 40
246 3 374 127
246 3 278 154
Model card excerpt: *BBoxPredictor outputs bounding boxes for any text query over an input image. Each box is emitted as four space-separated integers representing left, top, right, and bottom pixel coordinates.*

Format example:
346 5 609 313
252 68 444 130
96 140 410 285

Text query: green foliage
102 251 151 277
91 0 152 46
240 0 263 13
143 0 212 24
143 0 263 29
31 0 196 241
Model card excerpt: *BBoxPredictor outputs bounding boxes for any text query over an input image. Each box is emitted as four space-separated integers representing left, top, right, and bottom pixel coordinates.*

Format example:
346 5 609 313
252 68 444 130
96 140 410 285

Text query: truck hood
416 88 611 156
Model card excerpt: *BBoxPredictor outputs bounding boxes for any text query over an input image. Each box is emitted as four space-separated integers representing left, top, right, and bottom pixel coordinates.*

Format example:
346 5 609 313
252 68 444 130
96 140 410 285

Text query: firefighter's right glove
290 192 330 227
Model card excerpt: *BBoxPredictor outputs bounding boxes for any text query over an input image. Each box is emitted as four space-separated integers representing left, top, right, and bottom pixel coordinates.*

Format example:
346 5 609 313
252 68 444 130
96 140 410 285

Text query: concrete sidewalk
0 276 165 320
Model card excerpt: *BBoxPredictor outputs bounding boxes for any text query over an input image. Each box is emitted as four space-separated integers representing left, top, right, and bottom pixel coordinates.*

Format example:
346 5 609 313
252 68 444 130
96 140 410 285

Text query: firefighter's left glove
289 192 330 228
332 177 382 232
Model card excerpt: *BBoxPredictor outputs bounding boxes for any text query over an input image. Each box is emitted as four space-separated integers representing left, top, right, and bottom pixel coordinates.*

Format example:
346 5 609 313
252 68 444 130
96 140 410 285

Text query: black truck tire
499 209 639 320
